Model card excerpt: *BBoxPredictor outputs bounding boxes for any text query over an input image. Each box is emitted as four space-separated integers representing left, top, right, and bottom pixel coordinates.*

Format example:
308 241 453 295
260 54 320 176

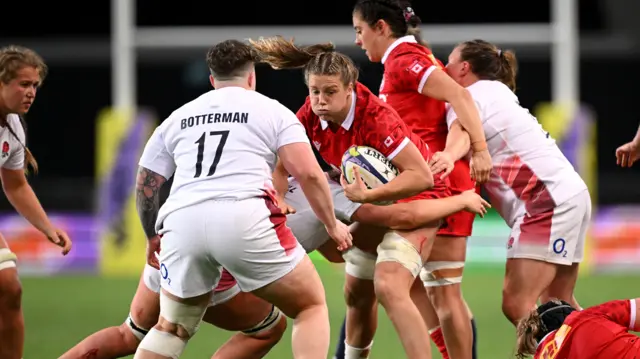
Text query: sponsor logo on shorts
553 238 567 258
507 237 514 249
160 263 171 285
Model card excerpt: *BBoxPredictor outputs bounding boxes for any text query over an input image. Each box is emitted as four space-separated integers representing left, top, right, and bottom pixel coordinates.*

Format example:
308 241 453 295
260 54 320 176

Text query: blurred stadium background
2 0 640 357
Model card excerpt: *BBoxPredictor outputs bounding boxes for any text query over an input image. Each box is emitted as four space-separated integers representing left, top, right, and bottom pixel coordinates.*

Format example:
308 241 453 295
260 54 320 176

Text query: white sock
345 341 373 359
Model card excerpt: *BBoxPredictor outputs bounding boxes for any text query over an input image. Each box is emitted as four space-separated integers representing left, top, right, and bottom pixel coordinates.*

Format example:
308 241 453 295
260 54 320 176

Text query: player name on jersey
180 112 248 129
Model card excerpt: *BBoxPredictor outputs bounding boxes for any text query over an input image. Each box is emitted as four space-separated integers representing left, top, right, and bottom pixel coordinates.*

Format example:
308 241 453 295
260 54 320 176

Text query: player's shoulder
468 80 517 103
5 114 21 126
4 114 25 139
388 42 437 66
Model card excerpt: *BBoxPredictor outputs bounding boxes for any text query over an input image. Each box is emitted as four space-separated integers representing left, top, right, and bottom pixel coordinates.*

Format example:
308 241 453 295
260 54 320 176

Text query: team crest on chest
1 141 9 158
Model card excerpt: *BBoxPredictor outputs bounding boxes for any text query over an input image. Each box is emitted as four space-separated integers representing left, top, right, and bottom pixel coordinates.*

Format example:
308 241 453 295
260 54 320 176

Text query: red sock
430 327 450 359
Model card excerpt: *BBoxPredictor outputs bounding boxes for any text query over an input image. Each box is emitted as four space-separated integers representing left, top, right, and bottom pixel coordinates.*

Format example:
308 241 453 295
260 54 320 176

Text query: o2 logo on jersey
553 238 567 258
160 263 171 285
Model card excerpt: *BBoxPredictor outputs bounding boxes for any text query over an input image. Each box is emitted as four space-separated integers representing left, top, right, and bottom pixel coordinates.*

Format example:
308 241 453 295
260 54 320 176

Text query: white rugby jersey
139 86 309 230
0 114 26 170
446 80 587 226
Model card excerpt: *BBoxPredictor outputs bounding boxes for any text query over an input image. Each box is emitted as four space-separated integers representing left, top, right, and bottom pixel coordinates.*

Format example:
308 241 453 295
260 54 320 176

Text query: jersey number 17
193 130 229 178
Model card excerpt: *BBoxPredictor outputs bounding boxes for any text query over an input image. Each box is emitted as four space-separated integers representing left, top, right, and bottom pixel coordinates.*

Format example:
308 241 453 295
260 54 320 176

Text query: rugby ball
341 145 399 204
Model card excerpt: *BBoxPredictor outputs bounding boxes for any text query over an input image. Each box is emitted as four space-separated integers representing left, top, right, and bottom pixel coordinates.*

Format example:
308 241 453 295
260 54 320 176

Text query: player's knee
342 247 376 280
138 293 206 358
344 281 376 309
501 290 526 323
420 262 465 289
0 248 20 308
157 293 205 339
123 313 151 342
376 231 422 278
242 305 286 342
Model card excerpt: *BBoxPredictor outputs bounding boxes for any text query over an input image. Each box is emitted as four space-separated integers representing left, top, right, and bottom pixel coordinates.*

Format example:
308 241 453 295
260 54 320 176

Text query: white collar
381 35 417 64
320 91 356 131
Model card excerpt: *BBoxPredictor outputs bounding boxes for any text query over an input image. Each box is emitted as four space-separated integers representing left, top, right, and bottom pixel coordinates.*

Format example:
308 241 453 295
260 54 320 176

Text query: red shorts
214 268 237 292
397 159 476 237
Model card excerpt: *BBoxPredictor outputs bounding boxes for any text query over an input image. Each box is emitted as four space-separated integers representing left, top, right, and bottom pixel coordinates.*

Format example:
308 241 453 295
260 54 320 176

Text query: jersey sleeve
3 116 25 170
390 52 438 94
585 299 636 330
274 103 309 150
138 125 176 179
445 99 482 129
362 108 410 160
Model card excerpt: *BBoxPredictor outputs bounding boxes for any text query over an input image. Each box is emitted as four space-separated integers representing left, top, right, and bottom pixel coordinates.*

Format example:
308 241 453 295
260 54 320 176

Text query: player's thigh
376 225 439 279
286 177 361 223
285 178 361 253
128 265 162 332
503 258 558 317
0 233 20 296
251 255 326 320
158 202 222 299
211 197 306 294
544 263 580 303
203 289 273 332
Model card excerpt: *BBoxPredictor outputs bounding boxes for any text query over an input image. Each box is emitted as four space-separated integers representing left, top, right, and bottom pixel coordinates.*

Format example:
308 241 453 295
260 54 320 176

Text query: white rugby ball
341 145 399 204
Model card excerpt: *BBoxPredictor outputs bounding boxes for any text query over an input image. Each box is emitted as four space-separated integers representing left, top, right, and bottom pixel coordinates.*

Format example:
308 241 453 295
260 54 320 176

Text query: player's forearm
297 170 337 229
449 90 487 151
386 196 468 230
272 159 290 198
634 123 640 144
135 167 166 239
444 122 471 161
366 169 432 203
4 183 53 233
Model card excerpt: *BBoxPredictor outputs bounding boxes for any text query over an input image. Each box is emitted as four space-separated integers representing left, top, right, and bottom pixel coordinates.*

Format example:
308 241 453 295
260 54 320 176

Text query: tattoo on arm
135 167 167 239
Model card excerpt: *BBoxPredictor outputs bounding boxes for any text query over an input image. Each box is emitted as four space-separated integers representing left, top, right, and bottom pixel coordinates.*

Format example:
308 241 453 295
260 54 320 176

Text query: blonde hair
515 309 542 358
0 45 46 174
249 36 359 87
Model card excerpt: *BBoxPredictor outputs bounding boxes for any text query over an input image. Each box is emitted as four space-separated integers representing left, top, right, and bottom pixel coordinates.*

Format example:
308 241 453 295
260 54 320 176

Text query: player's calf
374 229 436 359
211 305 287 359
341 247 378 359
135 291 209 359
420 236 473 359
0 248 23 359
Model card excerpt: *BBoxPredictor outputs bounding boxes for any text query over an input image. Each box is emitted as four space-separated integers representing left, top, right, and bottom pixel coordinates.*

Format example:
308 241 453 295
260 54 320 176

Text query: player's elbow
418 166 434 190
291 165 324 187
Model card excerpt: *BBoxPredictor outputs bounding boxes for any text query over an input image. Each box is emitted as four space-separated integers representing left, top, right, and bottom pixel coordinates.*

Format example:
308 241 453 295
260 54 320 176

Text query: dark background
0 0 638 211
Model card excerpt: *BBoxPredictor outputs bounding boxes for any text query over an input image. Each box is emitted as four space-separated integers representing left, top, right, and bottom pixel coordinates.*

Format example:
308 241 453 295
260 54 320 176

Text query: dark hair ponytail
354 0 429 48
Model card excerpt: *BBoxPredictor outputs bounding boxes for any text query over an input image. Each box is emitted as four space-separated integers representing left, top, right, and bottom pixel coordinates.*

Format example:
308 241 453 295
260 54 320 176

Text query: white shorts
507 190 591 265
284 177 361 252
158 197 306 296
142 264 240 307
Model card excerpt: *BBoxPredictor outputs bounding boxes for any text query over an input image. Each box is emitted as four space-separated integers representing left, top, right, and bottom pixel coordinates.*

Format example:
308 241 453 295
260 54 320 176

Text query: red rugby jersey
535 300 640 359
296 82 429 168
379 36 448 152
